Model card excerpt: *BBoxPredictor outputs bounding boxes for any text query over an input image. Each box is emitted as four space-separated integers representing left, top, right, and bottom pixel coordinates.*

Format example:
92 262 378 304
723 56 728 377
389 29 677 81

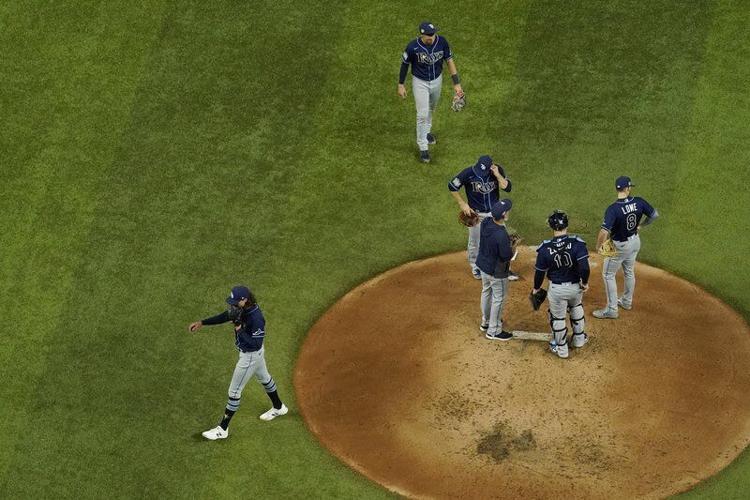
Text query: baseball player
398 21 463 163
593 176 659 319
449 155 515 280
188 285 288 441
476 199 515 341
533 210 591 359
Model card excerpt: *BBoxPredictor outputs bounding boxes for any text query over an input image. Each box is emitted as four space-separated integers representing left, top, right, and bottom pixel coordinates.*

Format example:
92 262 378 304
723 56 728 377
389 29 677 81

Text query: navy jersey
535 235 590 284
475 219 513 278
202 304 266 352
402 36 452 81
601 196 656 242
448 164 512 213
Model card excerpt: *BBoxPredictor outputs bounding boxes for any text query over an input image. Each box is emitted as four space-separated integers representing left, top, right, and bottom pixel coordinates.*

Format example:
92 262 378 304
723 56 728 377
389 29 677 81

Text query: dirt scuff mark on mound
477 422 537 463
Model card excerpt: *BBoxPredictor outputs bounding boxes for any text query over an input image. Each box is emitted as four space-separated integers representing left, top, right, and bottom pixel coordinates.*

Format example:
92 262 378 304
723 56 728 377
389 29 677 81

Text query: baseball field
1 1 748 499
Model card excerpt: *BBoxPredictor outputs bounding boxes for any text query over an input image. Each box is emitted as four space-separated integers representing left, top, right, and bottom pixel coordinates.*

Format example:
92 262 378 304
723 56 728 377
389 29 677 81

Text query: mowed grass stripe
1 2 390 499
0 2 170 494
652 3 750 319
484 1 713 245
672 6 750 498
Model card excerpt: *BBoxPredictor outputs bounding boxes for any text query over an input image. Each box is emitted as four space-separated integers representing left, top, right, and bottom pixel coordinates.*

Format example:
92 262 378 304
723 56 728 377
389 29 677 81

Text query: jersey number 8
626 213 638 231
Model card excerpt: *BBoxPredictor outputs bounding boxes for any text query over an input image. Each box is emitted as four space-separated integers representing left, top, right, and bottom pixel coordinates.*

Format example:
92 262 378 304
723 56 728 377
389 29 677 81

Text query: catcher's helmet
548 210 569 230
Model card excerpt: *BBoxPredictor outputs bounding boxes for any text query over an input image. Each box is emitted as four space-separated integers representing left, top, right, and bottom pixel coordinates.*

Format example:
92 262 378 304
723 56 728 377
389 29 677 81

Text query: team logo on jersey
451 177 462 188
417 51 445 64
470 180 497 194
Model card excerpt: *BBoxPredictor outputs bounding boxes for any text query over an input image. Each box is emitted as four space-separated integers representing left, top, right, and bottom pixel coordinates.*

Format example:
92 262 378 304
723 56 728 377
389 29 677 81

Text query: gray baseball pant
481 273 509 335
467 212 491 272
226 347 277 413
602 234 641 312
412 75 442 151
548 283 585 345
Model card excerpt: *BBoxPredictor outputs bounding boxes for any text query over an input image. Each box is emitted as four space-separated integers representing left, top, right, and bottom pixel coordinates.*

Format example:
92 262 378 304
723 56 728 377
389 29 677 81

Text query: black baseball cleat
419 150 431 163
426 133 436 145
486 330 513 341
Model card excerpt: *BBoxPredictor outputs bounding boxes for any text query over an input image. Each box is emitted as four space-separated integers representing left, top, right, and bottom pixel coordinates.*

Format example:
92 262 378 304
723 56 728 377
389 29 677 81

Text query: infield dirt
295 248 750 499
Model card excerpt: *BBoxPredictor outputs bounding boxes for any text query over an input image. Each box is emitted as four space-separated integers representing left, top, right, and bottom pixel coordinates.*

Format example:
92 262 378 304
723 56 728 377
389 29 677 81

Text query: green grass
1 1 748 498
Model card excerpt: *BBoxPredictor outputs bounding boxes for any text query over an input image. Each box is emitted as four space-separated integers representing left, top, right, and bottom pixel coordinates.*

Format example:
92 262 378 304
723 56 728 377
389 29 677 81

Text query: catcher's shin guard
568 303 585 335
548 309 568 345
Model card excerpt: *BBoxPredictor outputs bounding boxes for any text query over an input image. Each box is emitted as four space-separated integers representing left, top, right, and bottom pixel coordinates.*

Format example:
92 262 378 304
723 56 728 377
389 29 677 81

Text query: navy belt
551 281 574 285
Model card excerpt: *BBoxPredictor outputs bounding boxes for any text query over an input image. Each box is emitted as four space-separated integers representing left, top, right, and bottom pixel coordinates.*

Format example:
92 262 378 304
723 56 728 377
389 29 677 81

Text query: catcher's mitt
598 238 618 257
458 209 479 227
529 288 547 311
451 93 466 112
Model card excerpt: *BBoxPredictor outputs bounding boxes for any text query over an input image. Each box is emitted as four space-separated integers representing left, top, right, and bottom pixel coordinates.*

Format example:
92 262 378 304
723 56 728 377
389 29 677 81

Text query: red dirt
294 249 750 499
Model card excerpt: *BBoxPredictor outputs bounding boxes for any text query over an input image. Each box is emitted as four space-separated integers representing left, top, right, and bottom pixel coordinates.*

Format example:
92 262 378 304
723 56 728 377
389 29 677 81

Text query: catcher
531 210 591 359
449 155 513 280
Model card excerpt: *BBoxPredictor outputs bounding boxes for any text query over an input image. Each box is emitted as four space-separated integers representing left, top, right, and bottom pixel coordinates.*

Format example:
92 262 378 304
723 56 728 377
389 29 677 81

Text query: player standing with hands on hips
188 285 288 440
398 21 463 163
533 211 591 359
476 199 515 341
593 176 659 319
449 155 514 280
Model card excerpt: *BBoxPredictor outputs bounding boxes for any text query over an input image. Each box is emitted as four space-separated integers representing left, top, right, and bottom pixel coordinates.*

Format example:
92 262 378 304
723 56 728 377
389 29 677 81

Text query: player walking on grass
449 155 514 280
188 285 288 440
533 211 590 359
593 176 659 319
476 199 515 341
398 21 463 163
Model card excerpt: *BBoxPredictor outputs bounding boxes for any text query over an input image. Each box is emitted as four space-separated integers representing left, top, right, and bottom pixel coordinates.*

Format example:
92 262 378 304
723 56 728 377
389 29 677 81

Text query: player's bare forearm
451 191 471 213
596 229 609 249
446 59 463 94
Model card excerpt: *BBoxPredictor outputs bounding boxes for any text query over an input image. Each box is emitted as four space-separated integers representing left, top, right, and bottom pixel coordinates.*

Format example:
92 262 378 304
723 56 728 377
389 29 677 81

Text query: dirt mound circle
294 249 750 499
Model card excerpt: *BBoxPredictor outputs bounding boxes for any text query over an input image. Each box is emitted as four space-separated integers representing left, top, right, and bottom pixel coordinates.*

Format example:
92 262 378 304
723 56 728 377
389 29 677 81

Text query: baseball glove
451 93 466 112
598 238 618 257
458 209 479 227
529 288 547 311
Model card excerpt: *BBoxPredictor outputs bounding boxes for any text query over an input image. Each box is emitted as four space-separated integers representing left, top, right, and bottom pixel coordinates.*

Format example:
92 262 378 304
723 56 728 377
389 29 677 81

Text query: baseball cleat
426 133 436 145
419 150 431 163
572 332 589 348
479 323 489 332
555 342 569 359
259 404 288 421
202 426 228 441
617 298 632 310
486 330 513 341
507 271 520 281
593 308 619 319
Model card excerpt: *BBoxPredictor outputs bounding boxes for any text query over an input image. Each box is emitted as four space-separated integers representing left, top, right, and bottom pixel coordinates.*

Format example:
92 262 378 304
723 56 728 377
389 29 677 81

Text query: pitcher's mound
294 249 750 499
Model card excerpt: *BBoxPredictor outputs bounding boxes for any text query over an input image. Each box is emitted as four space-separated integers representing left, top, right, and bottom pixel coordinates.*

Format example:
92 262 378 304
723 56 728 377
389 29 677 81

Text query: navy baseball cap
226 285 251 305
418 21 438 35
476 155 493 172
491 199 512 219
615 176 635 190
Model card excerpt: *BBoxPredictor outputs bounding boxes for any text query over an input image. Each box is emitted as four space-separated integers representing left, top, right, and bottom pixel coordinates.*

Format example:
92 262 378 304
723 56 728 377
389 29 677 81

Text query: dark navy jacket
203 304 265 352
475 219 513 278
